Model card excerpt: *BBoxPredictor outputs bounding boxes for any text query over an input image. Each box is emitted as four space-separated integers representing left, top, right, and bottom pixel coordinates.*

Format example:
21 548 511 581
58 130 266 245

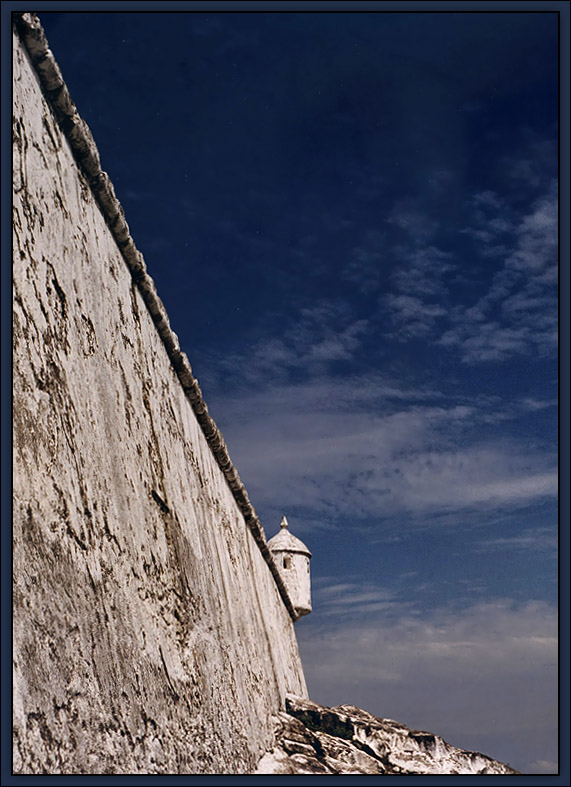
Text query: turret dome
267 516 311 557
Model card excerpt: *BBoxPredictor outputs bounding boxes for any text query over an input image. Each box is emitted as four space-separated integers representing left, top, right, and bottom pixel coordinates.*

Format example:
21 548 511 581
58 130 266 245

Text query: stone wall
13 17 307 774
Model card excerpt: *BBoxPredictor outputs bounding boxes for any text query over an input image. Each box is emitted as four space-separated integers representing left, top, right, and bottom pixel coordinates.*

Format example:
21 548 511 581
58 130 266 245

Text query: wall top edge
12 11 299 623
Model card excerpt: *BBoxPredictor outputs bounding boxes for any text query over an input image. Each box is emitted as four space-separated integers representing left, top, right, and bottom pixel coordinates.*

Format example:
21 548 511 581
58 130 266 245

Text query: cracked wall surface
13 24 307 774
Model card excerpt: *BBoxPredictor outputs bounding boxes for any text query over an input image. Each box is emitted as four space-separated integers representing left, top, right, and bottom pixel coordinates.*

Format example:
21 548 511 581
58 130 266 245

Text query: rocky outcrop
256 696 519 775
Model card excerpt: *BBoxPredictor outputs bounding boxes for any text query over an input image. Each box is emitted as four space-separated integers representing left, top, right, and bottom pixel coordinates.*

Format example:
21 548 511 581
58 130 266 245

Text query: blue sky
36 6 561 774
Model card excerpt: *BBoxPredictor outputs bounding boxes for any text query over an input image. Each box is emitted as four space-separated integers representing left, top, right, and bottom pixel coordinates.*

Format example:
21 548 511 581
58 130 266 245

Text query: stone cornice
13 12 298 622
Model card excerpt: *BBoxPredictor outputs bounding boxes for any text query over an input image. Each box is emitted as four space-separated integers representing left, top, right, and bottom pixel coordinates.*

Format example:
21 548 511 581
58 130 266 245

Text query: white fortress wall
13 15 306 774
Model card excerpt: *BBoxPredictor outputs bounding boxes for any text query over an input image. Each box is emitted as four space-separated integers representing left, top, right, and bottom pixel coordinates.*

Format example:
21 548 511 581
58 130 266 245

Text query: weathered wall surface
13 22 306 774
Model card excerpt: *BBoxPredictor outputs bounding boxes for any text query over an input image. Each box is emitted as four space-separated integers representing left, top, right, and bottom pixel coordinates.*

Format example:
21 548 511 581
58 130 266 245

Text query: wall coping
13 12 299 622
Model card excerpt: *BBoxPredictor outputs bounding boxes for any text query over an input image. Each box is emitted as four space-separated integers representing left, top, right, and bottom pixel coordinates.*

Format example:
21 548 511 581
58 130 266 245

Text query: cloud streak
209 374 557 531
477 525 557 554
202 299 371 389
336 151 557 364
439 179 558 363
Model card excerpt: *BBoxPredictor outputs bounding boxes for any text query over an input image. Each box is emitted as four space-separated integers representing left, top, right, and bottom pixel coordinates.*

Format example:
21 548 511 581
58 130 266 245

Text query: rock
256 696 519 774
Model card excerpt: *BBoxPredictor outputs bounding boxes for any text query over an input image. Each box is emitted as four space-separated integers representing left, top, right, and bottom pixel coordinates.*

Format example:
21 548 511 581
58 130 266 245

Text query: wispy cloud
202 299 370 389
383 293 447 338
337 142 558 361
209 374 557 531
390 245 454 297
439 179 557 362
477 526 557 554
501 132 557 195
526 760 559 775
315 581 412 618
342 231 387 295
386 198 437 242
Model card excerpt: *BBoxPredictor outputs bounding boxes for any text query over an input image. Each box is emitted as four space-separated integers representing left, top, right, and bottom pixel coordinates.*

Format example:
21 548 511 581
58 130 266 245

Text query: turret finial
280 515 289 529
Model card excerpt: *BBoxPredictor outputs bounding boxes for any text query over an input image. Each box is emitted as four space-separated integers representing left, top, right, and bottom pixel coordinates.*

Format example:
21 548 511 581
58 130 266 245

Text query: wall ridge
13 12 298 622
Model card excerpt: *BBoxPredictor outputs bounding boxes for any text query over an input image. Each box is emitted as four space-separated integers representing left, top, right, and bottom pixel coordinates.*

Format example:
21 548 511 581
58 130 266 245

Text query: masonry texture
13 16 306 775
